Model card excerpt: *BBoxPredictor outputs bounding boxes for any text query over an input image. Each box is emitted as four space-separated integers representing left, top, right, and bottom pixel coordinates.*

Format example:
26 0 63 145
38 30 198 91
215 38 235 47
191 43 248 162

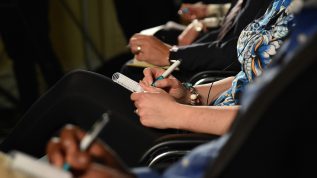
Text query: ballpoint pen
63 112 110 171
151 59 182 87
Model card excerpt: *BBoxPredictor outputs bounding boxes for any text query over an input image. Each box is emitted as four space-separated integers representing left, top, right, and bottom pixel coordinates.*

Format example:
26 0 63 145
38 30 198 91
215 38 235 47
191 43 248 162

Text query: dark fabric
217 0 244 41
0 0 64 112
0 70 171 167
121 0 272 82
182 0 231 3
113 0 181 41
173 0 272 73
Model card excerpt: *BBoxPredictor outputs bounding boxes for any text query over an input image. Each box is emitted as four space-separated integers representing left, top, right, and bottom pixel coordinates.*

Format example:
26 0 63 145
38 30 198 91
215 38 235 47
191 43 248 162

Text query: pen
151 59 182 87
63 112 110 171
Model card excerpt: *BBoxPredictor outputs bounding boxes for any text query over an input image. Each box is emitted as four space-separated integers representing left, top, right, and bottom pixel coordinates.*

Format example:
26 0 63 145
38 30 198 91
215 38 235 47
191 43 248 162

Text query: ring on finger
136 46 142 53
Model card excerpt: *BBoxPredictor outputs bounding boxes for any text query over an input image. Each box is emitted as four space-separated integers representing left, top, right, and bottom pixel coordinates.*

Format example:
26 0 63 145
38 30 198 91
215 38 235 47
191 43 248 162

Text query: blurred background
0 0 180 137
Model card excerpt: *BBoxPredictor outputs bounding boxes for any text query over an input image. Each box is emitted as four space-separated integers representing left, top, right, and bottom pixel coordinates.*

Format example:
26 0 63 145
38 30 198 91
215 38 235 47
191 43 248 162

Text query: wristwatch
192 19 204 32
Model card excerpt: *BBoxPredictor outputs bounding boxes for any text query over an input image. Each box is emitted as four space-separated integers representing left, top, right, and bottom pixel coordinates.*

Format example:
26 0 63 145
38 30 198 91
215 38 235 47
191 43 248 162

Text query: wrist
182 82 202 105
171 103 189 130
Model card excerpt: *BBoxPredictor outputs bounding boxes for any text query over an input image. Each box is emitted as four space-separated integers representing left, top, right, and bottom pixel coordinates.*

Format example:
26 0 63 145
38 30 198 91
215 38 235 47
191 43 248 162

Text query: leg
0 70 160 166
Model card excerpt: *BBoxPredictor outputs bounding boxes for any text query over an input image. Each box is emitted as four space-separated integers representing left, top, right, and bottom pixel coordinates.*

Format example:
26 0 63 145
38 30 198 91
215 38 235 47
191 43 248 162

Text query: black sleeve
169 38 241 72
182 0 232 4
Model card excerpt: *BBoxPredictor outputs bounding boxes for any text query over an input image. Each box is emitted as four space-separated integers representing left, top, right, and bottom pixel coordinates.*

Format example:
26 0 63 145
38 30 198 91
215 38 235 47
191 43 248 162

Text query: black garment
0 70 176 167
113 0 181 41
0 0 64 112
171 0 272 72
120 0 272 82
182 0 231 3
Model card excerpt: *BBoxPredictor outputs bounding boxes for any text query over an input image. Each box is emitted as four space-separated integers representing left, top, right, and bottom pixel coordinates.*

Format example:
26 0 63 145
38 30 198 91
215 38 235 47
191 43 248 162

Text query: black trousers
0 70 172 167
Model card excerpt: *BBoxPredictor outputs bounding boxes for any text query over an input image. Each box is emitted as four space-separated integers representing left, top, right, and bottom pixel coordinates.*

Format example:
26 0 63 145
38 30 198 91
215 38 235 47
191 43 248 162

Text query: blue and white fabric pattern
213 0 295 106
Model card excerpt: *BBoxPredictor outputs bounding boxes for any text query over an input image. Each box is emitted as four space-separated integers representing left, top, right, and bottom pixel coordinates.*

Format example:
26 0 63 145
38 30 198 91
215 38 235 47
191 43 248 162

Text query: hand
141 67 189 104
129 34 171 66
178 3 207 23
46 125 134 178
130 88 182 129
178 19 206 46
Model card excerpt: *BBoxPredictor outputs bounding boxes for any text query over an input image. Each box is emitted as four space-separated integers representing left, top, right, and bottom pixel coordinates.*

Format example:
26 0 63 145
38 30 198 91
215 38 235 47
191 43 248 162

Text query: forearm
175 104 239 135
194 76 234 105
170 39 239 72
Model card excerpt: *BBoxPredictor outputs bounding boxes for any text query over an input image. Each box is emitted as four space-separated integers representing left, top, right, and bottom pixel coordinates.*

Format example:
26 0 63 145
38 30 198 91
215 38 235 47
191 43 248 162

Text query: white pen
79 113 109 151
63 112 110 170
151 59 182 86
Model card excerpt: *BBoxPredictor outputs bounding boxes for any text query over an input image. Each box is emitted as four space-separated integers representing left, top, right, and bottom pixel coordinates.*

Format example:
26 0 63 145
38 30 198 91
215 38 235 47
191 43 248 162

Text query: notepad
112 72 143 92
4 151 73 178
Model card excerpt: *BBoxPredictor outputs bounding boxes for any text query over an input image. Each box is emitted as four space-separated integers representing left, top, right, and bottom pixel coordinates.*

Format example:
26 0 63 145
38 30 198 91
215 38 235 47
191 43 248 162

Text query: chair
139 15 317 174
138 69 237 167
139 133 219 168
204 28 317 178
188 70 238 85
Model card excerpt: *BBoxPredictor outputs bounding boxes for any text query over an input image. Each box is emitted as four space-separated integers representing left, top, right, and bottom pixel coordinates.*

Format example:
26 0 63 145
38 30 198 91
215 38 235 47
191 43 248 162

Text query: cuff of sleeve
169 46 179 63
206 3 231 17
132 167 162 178
206 4 222 17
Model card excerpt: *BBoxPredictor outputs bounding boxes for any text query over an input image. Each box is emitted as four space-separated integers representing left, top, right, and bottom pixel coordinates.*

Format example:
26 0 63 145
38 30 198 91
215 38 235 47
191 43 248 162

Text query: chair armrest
139 133 219 168
189 70 238 85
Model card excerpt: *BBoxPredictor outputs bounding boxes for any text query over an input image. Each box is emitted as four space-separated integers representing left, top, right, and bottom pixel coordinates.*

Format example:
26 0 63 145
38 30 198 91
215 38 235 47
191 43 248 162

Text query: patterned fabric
133 1 317 177
213 0 295 106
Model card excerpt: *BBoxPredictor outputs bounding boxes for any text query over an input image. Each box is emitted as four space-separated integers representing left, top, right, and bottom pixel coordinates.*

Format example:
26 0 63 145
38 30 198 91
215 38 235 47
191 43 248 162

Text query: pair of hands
45 69 188 177
46 125 135 178
130 68 190 129
129 31 200 66
45 69 189 177
129 9 207 65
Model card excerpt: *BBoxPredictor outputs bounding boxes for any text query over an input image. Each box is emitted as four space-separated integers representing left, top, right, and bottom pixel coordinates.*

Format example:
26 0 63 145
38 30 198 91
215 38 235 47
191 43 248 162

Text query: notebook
0 151 72 178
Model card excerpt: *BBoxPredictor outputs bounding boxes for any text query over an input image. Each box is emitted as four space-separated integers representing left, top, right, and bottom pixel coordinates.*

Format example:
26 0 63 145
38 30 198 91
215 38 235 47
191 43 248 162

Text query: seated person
0 0 295 167
178 1 231 23
45 5 317 176
154 1 232 46
122 0 272 82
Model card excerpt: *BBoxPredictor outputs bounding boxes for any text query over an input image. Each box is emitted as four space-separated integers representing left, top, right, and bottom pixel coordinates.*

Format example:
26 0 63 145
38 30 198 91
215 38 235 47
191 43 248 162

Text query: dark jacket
170 0 272 72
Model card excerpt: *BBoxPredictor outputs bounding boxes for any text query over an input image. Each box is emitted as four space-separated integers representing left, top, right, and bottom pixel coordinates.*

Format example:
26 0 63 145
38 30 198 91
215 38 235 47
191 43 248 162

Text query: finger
135 52 145 61
139 80 150 89
140 83 160 92
67 151 91 171
153 78 178 88
142 68 154 85
130 45 142 54
46 137 65 168
60 125 86 165
142 67 165 85
151 67 165 76
130 92 141 101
